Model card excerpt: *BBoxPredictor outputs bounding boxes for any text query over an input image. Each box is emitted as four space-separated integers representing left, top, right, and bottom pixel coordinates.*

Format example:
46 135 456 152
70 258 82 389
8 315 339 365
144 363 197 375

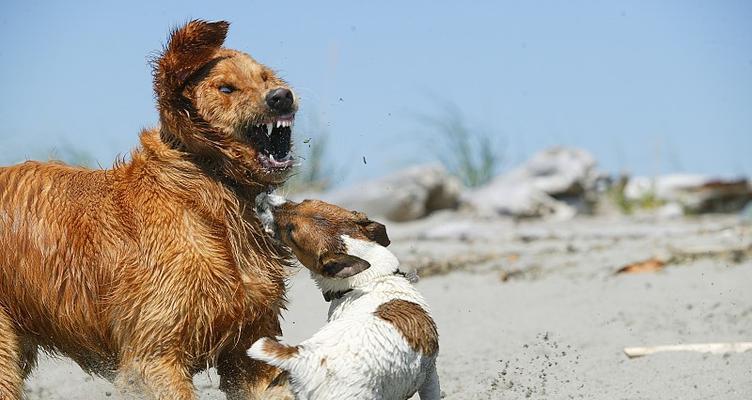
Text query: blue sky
1 1 750 186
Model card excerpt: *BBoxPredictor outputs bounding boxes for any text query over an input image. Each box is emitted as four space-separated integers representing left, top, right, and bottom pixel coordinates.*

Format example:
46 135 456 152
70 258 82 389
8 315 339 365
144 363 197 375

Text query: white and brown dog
249 194 440 400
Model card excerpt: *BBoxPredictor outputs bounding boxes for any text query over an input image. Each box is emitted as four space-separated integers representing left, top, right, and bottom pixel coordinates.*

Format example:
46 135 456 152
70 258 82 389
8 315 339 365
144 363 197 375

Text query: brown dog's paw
261 383 295 400
261 371 293 400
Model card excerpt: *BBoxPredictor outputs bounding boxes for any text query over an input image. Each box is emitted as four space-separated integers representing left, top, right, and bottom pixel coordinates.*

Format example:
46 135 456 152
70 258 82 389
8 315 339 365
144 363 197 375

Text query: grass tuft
416 102 502 188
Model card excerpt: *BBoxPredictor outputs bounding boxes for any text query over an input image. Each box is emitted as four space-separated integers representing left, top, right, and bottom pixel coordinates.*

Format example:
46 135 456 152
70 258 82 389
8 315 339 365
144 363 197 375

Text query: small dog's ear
155 20 229 92
361 220 390 247
320 253 371 278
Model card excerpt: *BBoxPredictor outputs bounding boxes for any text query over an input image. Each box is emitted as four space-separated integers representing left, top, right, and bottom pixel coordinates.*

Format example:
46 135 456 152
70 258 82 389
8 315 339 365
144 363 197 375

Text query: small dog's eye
218 85 235 94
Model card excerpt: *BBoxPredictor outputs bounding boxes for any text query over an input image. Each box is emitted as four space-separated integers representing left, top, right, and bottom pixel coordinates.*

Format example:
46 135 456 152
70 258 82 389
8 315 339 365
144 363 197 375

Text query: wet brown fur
375 300 439 356
0 20 297 400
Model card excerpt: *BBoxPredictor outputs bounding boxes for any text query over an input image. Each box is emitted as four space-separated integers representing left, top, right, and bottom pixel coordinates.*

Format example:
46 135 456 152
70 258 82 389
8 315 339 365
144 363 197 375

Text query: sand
24 213 752 399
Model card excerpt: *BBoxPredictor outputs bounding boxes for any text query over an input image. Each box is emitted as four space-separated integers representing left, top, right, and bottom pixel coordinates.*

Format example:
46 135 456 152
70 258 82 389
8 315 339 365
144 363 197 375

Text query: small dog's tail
248 337 300 371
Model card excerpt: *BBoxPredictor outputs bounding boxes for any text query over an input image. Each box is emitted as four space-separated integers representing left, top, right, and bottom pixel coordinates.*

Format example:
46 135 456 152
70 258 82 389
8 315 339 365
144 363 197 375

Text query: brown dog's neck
133 127 291 271
152 127 265 203
159 127 189 153
138 129 289 265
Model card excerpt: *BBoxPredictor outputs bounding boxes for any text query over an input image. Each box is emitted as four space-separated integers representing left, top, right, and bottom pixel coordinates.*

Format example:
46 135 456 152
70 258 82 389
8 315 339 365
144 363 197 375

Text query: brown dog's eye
218 85 235 94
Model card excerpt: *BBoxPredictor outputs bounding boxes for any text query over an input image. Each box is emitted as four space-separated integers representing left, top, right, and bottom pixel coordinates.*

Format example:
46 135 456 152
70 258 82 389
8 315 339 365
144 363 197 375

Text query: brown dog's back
0 141 286 375
0 161 125 373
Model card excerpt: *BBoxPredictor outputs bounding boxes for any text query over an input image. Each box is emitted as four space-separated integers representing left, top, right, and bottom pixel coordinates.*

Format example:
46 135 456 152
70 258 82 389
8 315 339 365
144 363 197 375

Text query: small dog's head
154 20 297 187
256 194 390 279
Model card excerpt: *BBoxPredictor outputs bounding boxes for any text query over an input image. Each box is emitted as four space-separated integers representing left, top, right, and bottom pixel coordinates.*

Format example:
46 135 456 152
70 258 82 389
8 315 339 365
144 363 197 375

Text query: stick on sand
624 342 752 358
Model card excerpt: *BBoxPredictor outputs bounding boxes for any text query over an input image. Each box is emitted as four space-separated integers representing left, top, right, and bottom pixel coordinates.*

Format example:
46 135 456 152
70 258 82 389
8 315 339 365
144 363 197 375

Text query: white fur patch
342 235 399 272
312 236 401 295
264 193 287 207
255 192 287 235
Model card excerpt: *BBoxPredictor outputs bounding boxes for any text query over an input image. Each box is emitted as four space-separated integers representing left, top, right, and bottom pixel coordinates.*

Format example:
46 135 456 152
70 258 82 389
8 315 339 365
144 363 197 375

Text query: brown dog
0 20 297 399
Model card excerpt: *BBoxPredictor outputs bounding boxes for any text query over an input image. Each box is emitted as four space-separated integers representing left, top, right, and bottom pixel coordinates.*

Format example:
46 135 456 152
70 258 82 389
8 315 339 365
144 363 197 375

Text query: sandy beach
23 212 751 399
4 1 750 398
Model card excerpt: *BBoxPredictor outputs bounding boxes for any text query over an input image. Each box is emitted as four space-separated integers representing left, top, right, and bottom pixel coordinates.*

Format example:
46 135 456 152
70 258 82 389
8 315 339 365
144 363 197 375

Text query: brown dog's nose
265 88 294 114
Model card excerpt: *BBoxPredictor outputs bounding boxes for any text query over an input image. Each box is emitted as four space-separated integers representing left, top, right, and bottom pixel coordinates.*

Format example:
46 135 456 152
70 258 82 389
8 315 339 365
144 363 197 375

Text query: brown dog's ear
361 221 390 247
155 20 229 93
320 253 371 278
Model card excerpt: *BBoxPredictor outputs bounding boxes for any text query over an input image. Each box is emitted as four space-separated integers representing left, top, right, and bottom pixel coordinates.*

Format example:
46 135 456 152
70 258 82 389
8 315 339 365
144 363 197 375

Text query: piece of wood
616 258 665 275
624 342 752 358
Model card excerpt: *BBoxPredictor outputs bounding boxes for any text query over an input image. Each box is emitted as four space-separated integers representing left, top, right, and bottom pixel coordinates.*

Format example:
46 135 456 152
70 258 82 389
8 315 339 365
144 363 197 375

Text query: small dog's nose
265 88 294 114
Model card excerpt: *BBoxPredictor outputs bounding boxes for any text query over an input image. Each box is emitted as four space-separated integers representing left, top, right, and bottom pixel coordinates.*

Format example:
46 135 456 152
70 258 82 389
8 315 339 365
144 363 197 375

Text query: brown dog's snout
265 88 294 114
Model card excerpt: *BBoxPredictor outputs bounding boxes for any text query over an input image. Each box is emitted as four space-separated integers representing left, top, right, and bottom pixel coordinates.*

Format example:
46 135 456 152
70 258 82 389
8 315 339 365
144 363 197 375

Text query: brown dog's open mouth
244 115 295 171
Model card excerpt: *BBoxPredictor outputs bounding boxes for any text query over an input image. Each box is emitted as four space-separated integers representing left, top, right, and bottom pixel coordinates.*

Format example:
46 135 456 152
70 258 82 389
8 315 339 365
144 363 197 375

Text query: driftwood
615 258 665 275
624 342 752 358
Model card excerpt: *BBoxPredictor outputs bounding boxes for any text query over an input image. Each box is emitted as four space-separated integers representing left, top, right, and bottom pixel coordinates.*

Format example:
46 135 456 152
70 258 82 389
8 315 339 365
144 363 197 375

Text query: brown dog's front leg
217 309 292 399
115 356 196 400
217 351 284 400
0 309 24 400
